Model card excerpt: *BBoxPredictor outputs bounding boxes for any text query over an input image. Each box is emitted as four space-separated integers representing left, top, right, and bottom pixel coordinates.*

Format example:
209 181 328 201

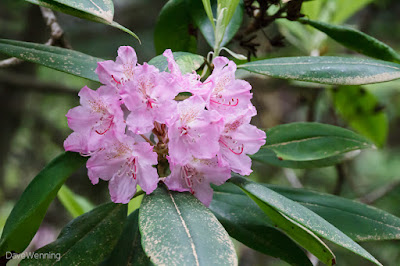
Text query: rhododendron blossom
64 46 266 206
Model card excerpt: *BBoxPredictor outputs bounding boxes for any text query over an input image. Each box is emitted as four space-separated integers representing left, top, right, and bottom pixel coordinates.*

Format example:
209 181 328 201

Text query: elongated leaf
217 0 239 30
189 0 243 48
263 122 373 161
246 192 335 265
0 152 86 256
148 52 204 74
101 209 151 266
139 186 237 266
268 185 400 242
332 86 388 147
210 186 313 266
300 18 400 63
21 202 127 265
0 39 102 82
216 0 240 46
25 0 139 40
154 0 196 55
251 147 359 169
231 176 382 266
57 185 94 218
201 0 215 28
215 182 400 242
238 56 400 85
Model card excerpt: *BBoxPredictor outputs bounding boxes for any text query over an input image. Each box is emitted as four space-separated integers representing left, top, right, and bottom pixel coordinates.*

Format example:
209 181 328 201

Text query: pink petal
126 109 155 134
108 174 137 204
116 46 137 66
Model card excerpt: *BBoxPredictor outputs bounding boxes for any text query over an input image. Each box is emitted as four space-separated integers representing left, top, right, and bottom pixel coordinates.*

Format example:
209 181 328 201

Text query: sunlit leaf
332 86 388 147
57 185 94 218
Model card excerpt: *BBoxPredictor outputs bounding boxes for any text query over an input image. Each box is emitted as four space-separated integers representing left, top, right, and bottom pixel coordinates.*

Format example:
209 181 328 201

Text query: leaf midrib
265 135 368 148
167 191 200 266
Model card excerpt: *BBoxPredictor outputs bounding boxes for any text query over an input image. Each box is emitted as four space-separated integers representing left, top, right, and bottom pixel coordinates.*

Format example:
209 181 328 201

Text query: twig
359 180 400 204
0 71 79 94
140 134 156 146
333 163 346 195
0 7 70 68
283 168 303 188
40 7 71 48
0 57 23 68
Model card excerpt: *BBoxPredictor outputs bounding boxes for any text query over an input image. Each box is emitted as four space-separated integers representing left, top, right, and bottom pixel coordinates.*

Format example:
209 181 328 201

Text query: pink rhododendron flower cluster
64 46 266 206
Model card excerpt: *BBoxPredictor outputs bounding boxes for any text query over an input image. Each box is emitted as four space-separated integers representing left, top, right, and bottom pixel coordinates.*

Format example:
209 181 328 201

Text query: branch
333 163 346 195
0 71 79 95
0 7 70 68
283 168 303 188
0 57 23 68
358 180 400 205
40 7 71 48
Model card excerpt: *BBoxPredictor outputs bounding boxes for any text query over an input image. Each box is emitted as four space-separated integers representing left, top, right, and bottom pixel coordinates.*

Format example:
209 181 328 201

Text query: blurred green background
1 0 400 265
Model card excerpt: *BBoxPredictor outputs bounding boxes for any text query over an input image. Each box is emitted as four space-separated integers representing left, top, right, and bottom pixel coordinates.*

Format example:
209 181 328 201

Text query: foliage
1 0 400 265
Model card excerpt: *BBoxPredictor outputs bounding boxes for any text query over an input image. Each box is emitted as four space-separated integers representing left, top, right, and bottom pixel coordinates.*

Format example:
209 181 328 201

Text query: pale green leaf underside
25 0 139 40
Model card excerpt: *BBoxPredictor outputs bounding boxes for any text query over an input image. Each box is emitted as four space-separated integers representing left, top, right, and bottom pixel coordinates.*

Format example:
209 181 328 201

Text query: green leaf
214 182 400 242
332 86 388 147
25 0 139 40
101 209 151 266
154 0 197 55
190 0 243 48
231 176 382 266
333 0 373 24
300 18 400 63
139 186 237 265
0 152 86 256
0 39 102 82
57 185 94 218
238 56 400 85
251 147 359 169
262 122 373 162
21 202 127 265
244 191 335 265
201 0 215 29
148 52 204 74
210 185 313 266
267 184 400 242
301 0 324 21
216 0 240 44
